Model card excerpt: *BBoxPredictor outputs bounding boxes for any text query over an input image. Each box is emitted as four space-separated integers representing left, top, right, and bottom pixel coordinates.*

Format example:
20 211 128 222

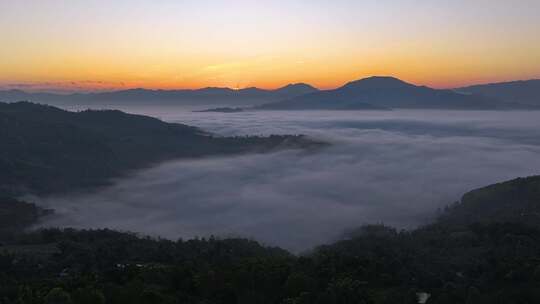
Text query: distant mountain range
2 77 539 110
258 76 535 110
0 83 318 107
457 79 540 106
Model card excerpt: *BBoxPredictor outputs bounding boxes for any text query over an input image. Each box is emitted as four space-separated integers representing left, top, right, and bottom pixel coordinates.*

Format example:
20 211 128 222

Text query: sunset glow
1 0 539 92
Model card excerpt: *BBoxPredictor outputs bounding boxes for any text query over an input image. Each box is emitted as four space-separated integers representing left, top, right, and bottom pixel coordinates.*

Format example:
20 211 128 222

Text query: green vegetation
0 102 322 196
438 176 540 228
0 197 51 240
2 176 540 303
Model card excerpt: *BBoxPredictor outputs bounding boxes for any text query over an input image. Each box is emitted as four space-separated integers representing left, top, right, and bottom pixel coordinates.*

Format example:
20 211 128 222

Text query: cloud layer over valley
34 109 540 252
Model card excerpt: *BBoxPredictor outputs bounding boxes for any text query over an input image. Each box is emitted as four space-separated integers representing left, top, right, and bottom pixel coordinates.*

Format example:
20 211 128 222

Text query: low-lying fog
35 108 540 252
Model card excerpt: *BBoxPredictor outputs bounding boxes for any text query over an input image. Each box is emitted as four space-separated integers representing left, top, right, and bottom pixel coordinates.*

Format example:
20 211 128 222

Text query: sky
1 0 540 92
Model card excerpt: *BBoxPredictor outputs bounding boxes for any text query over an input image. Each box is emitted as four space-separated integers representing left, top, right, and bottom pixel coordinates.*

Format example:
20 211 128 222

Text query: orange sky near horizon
1 0 539 92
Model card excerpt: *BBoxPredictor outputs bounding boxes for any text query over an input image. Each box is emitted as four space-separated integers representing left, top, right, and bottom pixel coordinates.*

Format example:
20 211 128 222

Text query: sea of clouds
35 108 540 252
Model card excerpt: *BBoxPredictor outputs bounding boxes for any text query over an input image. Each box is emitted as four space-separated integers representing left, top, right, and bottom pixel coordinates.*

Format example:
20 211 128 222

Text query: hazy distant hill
195 107 244 113
259 76 525 110
0 90 67 104
258 89 389 110
0 102 322 196
272 83 319 96
0 83 319 107
458 79 540 106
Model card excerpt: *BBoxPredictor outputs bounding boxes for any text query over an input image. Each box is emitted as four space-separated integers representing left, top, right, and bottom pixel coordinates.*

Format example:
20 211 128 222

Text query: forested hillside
2 176 540 303
0 102 320 196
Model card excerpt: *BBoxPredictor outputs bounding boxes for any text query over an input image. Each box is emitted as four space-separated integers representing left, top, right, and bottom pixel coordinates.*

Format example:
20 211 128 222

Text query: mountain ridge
3 77 540 109
340 76 417 90
0 83 319 106
258 76 528 110
457 79 540 106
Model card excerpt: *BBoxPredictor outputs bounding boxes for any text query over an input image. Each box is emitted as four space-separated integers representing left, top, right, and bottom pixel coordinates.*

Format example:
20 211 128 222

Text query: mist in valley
34 109 540 252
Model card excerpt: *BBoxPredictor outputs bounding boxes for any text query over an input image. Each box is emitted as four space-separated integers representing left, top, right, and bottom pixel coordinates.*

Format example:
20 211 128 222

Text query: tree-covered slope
437 176 540 228
0 102 321 196
3 176 540 303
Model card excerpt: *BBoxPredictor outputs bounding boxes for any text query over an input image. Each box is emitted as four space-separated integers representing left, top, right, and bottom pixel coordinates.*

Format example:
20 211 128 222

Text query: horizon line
1 76 539 95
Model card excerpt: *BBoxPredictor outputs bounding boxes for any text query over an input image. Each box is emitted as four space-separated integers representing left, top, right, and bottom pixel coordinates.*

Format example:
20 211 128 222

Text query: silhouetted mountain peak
280 83 317 90
239 87 266 93
197 87 234 93
275 83 318 95
258 75 524 110
341 76 416 90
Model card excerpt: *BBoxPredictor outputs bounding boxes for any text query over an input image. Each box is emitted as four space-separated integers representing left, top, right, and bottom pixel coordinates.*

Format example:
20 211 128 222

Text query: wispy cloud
0 80 127 93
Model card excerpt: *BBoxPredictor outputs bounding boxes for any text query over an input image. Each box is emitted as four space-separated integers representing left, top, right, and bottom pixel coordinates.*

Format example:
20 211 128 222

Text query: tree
44 288 72 304
71 288 105 304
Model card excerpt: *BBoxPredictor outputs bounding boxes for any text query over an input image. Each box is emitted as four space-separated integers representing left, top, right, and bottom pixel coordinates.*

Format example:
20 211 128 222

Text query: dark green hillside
0 102 321 196
3 176 540 303
437 176 540 228
0 197 51 239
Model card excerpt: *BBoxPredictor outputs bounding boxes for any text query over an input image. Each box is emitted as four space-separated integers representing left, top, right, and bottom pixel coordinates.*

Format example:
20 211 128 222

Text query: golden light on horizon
1 0 539 92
